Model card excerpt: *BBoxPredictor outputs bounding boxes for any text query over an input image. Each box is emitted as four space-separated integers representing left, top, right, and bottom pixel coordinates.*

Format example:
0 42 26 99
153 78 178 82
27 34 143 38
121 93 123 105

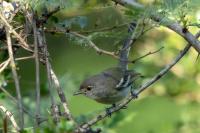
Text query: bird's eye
86 86 92 91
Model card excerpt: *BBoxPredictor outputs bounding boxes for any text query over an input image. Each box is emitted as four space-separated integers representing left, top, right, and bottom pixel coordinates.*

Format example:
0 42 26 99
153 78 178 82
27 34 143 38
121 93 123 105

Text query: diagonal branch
131 46 164 63
111 0 200 53
0 104 20 131
70 32 119 59
0 13 33 52
0 58 10 73
5 27 24 130
50 69 74 120
78 31 200 131
39 29 60 123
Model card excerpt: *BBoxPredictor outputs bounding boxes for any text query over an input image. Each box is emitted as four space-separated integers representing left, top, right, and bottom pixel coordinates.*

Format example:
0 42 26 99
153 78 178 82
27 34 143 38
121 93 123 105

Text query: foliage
0 0 200 133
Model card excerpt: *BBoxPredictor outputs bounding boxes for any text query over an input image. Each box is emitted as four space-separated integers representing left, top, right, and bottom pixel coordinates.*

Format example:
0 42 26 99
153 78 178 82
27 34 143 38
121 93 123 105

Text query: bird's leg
112 103 116 107
105 104 116 117
131 85 138 99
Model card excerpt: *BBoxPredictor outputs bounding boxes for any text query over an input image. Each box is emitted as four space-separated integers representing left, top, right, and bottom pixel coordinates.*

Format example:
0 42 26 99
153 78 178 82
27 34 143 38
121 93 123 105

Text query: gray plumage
75 67 141 104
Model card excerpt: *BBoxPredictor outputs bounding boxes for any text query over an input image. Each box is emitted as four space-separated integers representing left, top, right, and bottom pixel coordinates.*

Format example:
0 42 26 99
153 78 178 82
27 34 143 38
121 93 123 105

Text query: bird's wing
102 67 130 90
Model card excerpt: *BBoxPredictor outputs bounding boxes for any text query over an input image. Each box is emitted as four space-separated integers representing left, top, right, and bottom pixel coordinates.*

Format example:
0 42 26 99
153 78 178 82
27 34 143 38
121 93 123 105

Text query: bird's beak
73 91 83 96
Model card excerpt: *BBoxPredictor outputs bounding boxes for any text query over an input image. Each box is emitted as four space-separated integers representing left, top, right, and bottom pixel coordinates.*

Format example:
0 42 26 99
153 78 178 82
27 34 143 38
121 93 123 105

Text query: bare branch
5 27 24 130
32 15 41 126
70 32 119 59
78 31 200 131
46 23 128 34
131 46 164 63
15 55 35 61
112 0 144 9
0 58 10 73
50 69 73 120
111 0 200 53
0 13 33 52
41 29 60 123
0 104 20 131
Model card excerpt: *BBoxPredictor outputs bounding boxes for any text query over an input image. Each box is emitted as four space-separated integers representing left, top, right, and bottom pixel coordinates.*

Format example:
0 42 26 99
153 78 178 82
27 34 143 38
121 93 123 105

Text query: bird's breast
93 86 130 104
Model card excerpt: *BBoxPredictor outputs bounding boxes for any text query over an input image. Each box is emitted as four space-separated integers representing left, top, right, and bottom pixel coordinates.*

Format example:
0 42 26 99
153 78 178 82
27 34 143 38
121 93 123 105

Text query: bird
74 67 141 104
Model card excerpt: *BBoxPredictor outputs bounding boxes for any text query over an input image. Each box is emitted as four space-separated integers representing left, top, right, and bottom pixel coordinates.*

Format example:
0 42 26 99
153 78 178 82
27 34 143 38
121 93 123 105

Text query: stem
6 28 24 130
33 16 41 126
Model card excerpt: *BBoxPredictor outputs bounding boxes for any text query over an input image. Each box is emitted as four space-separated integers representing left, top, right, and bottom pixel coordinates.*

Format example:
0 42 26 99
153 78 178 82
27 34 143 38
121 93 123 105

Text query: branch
0 104 20 131
0 13 33 52
78 31 200 131
46 23 128 34
152 15 200 53
70 32 119 58
41 29 74 121
15 55 35 61
5 27 24 130
111 0 200 53
40 29 60 123
118 21 138 70
38 25 75 123
112 0 144 9
0 58 10 73
32 15 41 126
50 69 73 120
131 46 164 63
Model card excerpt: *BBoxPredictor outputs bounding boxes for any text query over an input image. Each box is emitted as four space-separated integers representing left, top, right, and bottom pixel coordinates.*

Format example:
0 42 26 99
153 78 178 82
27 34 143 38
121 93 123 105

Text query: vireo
74 67 141 104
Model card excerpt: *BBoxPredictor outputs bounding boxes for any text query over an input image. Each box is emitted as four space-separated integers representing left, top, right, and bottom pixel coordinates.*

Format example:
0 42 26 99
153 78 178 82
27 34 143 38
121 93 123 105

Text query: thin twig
15 55 35 61
46 23 128 34
0 104 20 131
79 31 200 131
131 46 164 63
39 29 60 123
39 29 74 122
0 58 10 74
70 32 119 58
79 23 128 34
32 15 41 126
5 28 24 130
111 0 200 53
0 13 33 52
50 69 73 120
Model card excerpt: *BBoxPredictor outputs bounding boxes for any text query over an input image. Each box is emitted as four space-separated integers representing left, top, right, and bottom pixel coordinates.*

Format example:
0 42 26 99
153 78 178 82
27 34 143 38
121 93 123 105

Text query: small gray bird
74 67 141 104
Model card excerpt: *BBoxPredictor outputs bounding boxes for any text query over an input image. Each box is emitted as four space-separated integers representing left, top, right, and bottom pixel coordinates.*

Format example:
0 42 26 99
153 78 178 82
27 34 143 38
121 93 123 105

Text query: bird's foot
131 90 138 99
105 104 116 117
105 107 112 117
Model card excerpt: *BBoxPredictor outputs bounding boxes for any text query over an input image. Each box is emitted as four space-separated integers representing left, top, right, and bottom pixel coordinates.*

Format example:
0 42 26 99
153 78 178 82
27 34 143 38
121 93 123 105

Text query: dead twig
6 27 24 130
0 104 20 131
46 23 128 35
0 13 33 52
32 14 41 126
40 29 60 123
131 46 164 63
41 28 74 122
70 32 119 59
15 55 35 61
0 58 10 74
50 69 73 120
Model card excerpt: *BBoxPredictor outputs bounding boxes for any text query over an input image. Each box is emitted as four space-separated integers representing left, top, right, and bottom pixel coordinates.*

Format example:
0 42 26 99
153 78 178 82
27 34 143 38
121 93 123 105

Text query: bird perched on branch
74 21 140 105
74 67 141 104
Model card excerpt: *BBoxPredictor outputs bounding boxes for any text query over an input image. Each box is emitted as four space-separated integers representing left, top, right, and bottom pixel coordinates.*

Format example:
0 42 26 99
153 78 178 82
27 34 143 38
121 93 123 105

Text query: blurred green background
0 0 200 132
